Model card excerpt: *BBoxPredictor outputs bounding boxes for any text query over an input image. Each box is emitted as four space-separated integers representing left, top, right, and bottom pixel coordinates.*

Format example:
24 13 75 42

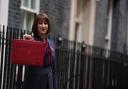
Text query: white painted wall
69 0 96 45
69 0 77 40
0 0 9 26
105 0 113 50
88 0 96 45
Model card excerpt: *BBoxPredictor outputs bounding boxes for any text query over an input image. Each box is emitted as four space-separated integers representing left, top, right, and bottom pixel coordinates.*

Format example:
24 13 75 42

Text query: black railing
1 25 128 89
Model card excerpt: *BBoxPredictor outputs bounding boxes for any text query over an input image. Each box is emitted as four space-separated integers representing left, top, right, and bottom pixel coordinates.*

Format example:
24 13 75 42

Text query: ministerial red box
10 39 46 66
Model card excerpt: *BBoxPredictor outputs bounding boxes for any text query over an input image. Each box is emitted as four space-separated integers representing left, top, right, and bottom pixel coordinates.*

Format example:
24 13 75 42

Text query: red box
10 39 46 66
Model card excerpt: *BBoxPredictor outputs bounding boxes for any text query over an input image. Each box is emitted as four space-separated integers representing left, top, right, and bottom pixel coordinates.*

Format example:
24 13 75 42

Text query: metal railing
1 25 128 89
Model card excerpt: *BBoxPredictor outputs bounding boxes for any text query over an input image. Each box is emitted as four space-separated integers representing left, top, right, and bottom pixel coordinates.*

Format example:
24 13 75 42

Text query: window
21 11 35 31
20 0 40 31
21 0 39 13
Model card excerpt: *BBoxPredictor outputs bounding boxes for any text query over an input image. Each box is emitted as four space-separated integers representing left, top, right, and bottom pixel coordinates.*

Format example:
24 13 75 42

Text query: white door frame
0 0 9 26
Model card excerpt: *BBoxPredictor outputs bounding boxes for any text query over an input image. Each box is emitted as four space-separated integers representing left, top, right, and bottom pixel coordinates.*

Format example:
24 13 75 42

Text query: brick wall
111 0 128 53
94 0 128 53
8 0 22 28
40 0 71 38
94 0 109 48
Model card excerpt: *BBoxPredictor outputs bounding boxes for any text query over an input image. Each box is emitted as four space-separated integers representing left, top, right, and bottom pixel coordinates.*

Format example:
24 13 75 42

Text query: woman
23 13 58 89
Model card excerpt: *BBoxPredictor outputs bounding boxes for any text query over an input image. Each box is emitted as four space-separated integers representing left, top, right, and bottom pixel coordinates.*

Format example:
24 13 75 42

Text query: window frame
20 0 40 31
20 0 40 13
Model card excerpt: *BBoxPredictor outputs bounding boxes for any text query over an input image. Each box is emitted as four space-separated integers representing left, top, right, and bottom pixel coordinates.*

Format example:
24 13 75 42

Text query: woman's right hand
23 34 33 40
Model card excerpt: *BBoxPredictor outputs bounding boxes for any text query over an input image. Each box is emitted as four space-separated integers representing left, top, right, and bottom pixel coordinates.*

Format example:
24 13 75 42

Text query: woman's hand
23 34 34 40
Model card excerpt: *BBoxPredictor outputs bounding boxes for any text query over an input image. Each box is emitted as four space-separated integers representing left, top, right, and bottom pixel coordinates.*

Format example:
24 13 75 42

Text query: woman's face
37 19 48 35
